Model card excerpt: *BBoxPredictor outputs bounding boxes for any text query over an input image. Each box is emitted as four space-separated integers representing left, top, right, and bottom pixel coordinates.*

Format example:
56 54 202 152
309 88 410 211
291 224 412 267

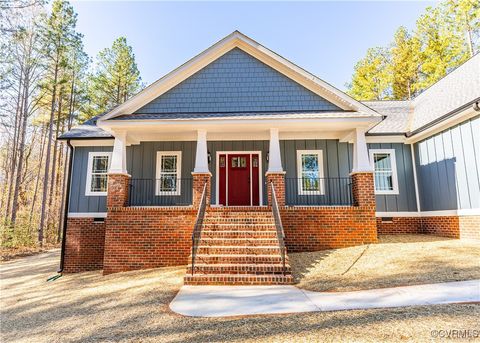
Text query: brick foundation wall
421 215 480 240
376 217 422 235
458 216 480 240
282 206 377 251
376 215 479 239
63 217 106 273
103 207 197 275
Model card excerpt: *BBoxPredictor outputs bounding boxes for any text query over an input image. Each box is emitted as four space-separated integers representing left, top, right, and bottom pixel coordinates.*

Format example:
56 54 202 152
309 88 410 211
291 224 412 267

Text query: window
369 149 399 195
85 152 111 196
156 151 182 195
296 150 324 195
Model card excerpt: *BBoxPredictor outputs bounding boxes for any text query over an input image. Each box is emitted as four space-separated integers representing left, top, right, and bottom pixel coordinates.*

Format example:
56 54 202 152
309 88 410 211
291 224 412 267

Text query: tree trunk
4 64 24 223
38 62 59 246
10 65 31 226
29 124 47 232
47 87 63 232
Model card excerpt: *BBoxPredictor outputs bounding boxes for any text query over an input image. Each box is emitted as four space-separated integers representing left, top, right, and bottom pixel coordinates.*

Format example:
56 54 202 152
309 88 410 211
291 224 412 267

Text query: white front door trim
215 151 263 206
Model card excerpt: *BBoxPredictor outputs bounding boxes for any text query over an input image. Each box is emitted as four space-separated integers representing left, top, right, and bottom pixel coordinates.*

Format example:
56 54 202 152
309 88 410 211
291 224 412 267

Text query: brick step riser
203 222 275 226
204 218 275 223
187 266 291 275
194 255 288 264
198 239 280 246
197 246 282 255
184 275 294 286
206 213 272 216
201 231 278 239
201 225 276 232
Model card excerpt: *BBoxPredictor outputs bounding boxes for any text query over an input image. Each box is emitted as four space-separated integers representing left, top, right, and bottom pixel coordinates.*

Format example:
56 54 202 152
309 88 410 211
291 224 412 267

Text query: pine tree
446 0 480 56
414 4 469 90
85 37 141 119
347 47 392 100
391 27 422 100
37 0 78 246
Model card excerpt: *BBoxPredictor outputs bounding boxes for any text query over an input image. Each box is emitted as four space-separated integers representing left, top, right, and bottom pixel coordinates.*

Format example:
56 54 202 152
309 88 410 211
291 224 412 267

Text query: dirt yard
290 234 480 292
1 236 479 343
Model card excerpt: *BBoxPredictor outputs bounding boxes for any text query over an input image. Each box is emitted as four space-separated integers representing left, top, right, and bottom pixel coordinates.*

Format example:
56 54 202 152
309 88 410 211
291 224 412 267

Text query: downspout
58 140 73 273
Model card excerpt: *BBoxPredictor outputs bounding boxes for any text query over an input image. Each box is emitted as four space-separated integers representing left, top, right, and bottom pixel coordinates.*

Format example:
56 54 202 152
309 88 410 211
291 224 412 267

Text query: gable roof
365 53 480 136
410 53 480 132
98 31 380 122
364 100 412 134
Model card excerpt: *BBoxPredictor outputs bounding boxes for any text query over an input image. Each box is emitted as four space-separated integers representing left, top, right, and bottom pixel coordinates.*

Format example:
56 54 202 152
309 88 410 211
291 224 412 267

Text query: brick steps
184 273 294 285
201 223 276 231
187 263 291 274
184 208 293 286
201 230 278 239
199 238 280 246
194 254 287 264
197 245 281 255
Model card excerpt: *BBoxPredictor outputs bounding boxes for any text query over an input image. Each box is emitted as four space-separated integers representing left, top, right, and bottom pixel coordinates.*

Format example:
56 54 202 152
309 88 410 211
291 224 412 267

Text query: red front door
228 154 250 206
219 153 260 206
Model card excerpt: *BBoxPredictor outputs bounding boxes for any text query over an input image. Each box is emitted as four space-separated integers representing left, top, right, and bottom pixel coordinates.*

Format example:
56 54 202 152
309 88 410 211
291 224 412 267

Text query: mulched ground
290 234 480 292
1 241 479 343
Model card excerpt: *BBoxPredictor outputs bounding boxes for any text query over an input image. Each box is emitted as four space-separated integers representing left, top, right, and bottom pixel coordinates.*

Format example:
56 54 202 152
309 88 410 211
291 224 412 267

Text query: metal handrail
191 183 208 275
270 182 287 275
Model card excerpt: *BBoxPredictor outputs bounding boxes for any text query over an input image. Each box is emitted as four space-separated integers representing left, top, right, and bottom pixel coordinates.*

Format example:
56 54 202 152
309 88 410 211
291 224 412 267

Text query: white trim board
376 209 480 217
68 212 107 218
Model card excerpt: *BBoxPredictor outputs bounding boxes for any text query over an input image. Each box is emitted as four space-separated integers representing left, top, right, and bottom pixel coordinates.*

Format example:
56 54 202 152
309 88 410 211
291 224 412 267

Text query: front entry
219 153 260 206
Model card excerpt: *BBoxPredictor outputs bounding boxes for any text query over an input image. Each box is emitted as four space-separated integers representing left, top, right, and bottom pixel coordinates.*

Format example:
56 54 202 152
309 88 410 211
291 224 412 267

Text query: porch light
208 151 212 164
266 152 269 162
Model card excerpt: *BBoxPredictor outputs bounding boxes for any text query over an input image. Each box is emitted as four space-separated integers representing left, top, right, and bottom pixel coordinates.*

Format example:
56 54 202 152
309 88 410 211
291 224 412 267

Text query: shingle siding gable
134 48 342 114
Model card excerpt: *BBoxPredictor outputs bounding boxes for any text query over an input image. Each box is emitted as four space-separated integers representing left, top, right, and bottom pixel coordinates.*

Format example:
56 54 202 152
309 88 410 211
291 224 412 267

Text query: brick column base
107 173 130 208
351 172 375 208
266 172 286 207
192 172 211 208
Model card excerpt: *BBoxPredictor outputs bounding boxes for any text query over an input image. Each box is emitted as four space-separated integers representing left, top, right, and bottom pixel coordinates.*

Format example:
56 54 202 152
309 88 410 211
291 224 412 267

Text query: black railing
285 177 353 206
191 183 207 275
270 182 287 275
128 178 193 206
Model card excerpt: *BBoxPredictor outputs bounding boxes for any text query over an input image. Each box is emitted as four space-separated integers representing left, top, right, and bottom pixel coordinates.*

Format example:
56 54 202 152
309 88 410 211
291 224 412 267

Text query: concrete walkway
170 279 480 317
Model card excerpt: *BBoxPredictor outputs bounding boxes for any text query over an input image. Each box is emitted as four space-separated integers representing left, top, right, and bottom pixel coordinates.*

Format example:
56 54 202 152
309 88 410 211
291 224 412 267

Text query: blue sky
71 1 436 91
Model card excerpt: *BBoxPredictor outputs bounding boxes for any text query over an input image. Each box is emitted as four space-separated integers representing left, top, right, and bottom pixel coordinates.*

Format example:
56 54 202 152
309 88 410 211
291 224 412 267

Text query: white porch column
267 128 283 173
109 131 128 174
352 127 373 173
193 130 209 173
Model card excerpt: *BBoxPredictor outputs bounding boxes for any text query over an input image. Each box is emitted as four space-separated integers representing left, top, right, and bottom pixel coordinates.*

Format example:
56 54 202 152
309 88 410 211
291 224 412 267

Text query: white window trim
155 151 182 196
85 152 112 196
369 149 399 195
296 150 325 195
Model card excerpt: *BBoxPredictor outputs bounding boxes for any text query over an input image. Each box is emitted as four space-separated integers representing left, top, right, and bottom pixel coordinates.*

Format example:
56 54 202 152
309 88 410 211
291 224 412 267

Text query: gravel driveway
1 250 479 342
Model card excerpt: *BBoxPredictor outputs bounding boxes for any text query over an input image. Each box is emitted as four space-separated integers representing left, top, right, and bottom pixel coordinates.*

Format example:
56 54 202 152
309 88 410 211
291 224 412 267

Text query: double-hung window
156 151 182 195
296 150 324 195
369 149 399 194
85 152 111 196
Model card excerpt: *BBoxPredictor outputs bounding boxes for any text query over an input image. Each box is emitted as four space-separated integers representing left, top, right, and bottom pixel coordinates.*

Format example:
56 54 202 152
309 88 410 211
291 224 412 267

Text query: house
58 31 480 285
